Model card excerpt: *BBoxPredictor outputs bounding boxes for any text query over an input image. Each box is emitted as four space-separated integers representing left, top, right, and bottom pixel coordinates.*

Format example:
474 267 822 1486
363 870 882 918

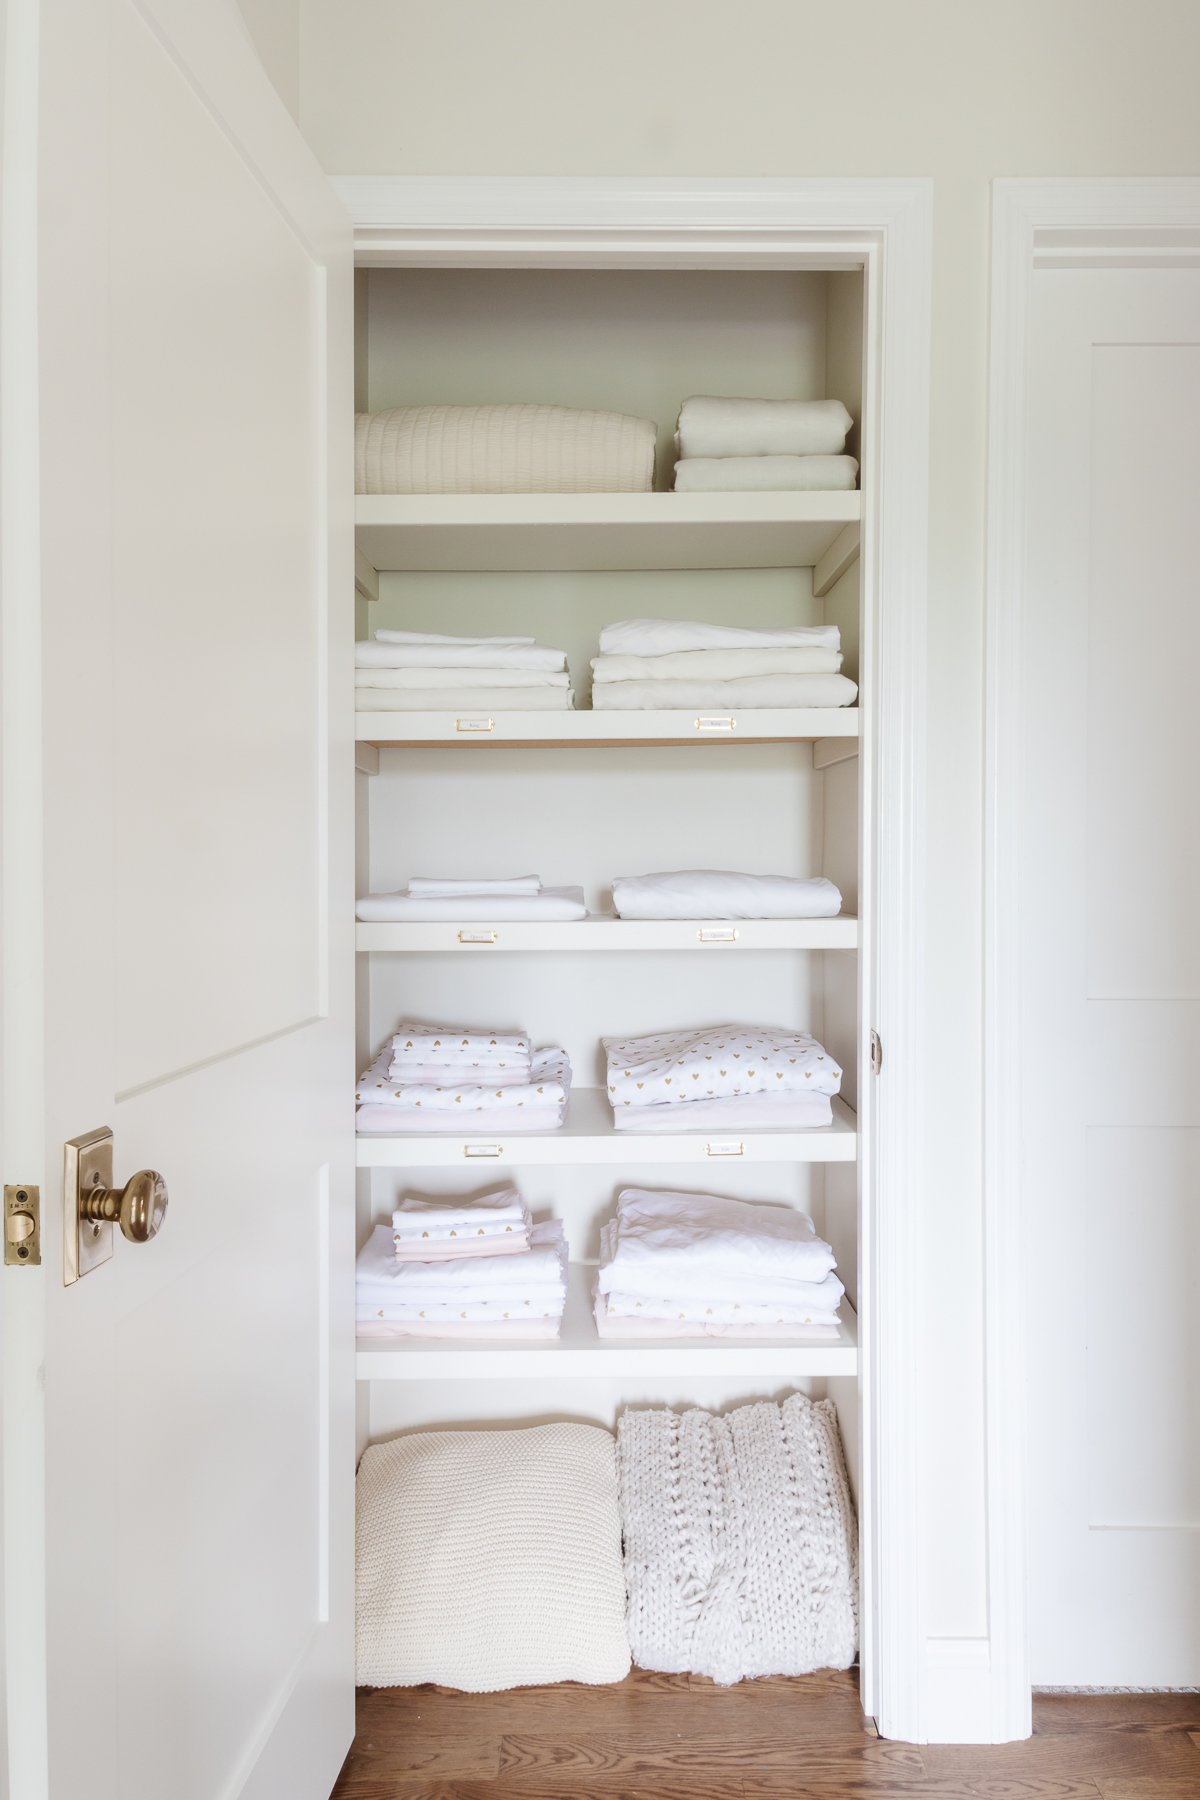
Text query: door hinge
4 1184 41 1265
870 1029 883 1076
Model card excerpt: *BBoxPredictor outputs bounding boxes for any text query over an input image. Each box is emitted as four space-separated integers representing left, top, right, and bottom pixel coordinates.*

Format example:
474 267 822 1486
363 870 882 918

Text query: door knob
63 1127 168 1284
79 1168 168 1243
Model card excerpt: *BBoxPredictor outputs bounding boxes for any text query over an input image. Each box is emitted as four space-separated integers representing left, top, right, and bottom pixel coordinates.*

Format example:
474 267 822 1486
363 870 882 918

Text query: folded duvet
590 647 842 683
676 395 852 458
611 869 842 920
355 886 588 923
356 686 576 712
674 455 858 493
355 403 656 494
590 673 857 710
598 619 840 656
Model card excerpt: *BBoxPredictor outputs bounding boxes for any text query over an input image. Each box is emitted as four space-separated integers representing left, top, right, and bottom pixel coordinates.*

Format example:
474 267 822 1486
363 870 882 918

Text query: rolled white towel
676 395 852 458
673 454 858 492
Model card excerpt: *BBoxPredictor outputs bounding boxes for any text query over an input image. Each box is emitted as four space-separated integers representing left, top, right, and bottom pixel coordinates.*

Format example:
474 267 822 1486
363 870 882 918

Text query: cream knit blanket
617 1392 858 1684
355 403 656 494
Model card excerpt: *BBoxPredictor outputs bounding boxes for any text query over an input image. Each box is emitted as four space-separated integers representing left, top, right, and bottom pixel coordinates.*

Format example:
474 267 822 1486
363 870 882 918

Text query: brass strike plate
64 1127 114 1286
4 1185 41 1266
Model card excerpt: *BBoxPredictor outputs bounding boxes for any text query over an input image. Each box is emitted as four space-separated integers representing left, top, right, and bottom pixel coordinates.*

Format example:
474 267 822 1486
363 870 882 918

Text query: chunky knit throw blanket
617 1392 857 1685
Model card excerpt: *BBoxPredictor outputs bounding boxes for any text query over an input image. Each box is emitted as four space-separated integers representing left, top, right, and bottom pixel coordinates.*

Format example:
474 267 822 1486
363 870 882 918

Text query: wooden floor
329 1668 1200 1798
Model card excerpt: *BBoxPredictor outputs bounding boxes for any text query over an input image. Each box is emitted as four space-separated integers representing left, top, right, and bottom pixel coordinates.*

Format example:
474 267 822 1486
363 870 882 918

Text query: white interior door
1 2 354 1795
1020 262 1200 1683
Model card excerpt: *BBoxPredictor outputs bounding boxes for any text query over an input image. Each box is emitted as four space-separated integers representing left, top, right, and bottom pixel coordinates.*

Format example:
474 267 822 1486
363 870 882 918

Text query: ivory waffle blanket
355 403 656 494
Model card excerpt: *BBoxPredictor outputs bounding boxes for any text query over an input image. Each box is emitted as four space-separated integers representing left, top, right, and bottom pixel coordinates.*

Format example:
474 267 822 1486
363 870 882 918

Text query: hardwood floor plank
1032 1693 1200 1735
496 1730 922 1782
923 1728 1200 1783
1096 1781 1200 1800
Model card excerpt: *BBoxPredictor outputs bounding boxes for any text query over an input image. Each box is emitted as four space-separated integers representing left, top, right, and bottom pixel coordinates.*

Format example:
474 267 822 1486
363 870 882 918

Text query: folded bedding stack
355 402 656 494
356 874 588 923
602 1024 843 1132
612 868 842 920
357 1200 568 1340
672 395 858 492
355 1022 571 1135
594 1187 844 1340
589 618 857 711
356 629 576 714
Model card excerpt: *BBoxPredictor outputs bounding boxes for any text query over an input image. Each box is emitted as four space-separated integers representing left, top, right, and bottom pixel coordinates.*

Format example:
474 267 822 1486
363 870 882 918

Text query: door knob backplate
64 1127 169 1285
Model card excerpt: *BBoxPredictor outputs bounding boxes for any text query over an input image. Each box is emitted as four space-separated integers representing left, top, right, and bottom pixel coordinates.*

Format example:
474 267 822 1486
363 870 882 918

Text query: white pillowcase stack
355 1022 572 1135
672 394 858 492
589 618 857 712
355 630 576 713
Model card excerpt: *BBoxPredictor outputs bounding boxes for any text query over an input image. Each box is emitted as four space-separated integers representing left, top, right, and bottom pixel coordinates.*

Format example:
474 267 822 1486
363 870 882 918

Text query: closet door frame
337 174 932 1743
985 176 1200 1740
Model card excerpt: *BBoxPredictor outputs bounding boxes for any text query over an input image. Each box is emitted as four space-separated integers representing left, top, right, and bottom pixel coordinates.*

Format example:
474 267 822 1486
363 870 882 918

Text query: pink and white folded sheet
602 1024 842 1131
355 1045 571 1135
392 1186 532 1259
356 1219 568 1338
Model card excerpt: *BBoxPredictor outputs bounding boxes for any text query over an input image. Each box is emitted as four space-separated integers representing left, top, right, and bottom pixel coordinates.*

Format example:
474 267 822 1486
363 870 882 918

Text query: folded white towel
599 619 840 656
673 455 858 493
610 1090 833 1132
611 870 842 921
407 876 541 898
591 648 842 683
355 1101 567 1136
355 887 588 924
355 666 571 690
356 640 566 672
599 1188 837 1288
603 1024 842 1110
355 403 656 494
356 687 576 712
677 395 852 458
374 631 535 648
591 673 857 711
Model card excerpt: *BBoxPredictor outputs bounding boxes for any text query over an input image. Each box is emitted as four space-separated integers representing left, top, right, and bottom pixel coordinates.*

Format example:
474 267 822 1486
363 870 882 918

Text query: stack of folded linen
594 1188 844 1340
357 1209 568 1340
391 1186 532 1259
355 1022 571 1134
589 618 857 711
601 1024 842 1132
672 395 857 492
355 402 656 494
357 874 588 923
356 630 576 713
611 869 842 920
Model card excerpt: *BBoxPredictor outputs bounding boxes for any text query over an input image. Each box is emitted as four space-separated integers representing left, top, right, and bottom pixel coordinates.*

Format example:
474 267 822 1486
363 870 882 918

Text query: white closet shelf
355 917 859 953
354 491 862 574
355 1092 857 1168
355 1266 858 1381
355 708 860 751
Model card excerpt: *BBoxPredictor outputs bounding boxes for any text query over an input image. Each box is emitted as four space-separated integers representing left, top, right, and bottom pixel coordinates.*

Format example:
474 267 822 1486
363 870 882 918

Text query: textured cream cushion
355 1422 632 1691
354 403 656 494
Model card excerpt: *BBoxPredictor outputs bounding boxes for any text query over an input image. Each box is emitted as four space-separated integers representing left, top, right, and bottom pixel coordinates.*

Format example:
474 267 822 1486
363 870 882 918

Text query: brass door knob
80 1169 168 1243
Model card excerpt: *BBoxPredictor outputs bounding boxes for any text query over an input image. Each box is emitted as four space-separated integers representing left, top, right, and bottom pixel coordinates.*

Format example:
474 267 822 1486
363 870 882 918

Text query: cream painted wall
265 0 1200 1648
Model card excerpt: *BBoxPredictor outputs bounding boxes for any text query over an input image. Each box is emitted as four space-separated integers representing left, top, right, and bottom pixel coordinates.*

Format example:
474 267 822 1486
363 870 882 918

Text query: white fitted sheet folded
611 1090 833 1132
591 673 858 711
597 1221 842 1321
407 876 541 897
358 1046 571 1119
357 1316 560 1340
374 631 535 648
593 1289 840 1341
355 1101 567 1136
599 1188 837 1287
355 403 656 494
356 687 576 712
611 870 842 921
673 454 858 492
598 619 840 656
603 1024 843 1109
392 1187 528 1240
677 395 853 458
355 640 566 672
356 666 571 689
591 648 842 683
392 1237 531 1262
357 1220 566 1309
355 887 588 923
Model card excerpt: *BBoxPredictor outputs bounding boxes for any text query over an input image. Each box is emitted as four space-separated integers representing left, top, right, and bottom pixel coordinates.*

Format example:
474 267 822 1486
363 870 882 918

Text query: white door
1020 263 1200 1683
1 2 355 1795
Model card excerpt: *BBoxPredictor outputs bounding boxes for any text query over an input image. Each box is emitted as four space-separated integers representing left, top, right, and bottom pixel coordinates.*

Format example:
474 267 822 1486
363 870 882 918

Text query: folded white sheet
389 1025 531 1066
355 403 656 494
599 1188 837 1287
597 1222 842 1321
677 395 852 458
355 687 576 712
392 1237 530 1262
355 1102 567 1136
358 1046 571 1119
407 876 541 897
591 648 842 683
603 1024 843 1109
599 619 840 656
392 1187 528 1239
356 666 571 689
357 1316 561 1340
355 887 588 923
355 640 566 672
591 673 858 711
673 455 858 492
357 1220 566 1306
374 631 535 648
611 1090 833 1132
611 869 842 921
592 1289 840 1341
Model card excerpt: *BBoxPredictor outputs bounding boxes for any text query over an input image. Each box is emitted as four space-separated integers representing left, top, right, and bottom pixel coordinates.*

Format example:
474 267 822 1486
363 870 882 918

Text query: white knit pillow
356 1422 631 1691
